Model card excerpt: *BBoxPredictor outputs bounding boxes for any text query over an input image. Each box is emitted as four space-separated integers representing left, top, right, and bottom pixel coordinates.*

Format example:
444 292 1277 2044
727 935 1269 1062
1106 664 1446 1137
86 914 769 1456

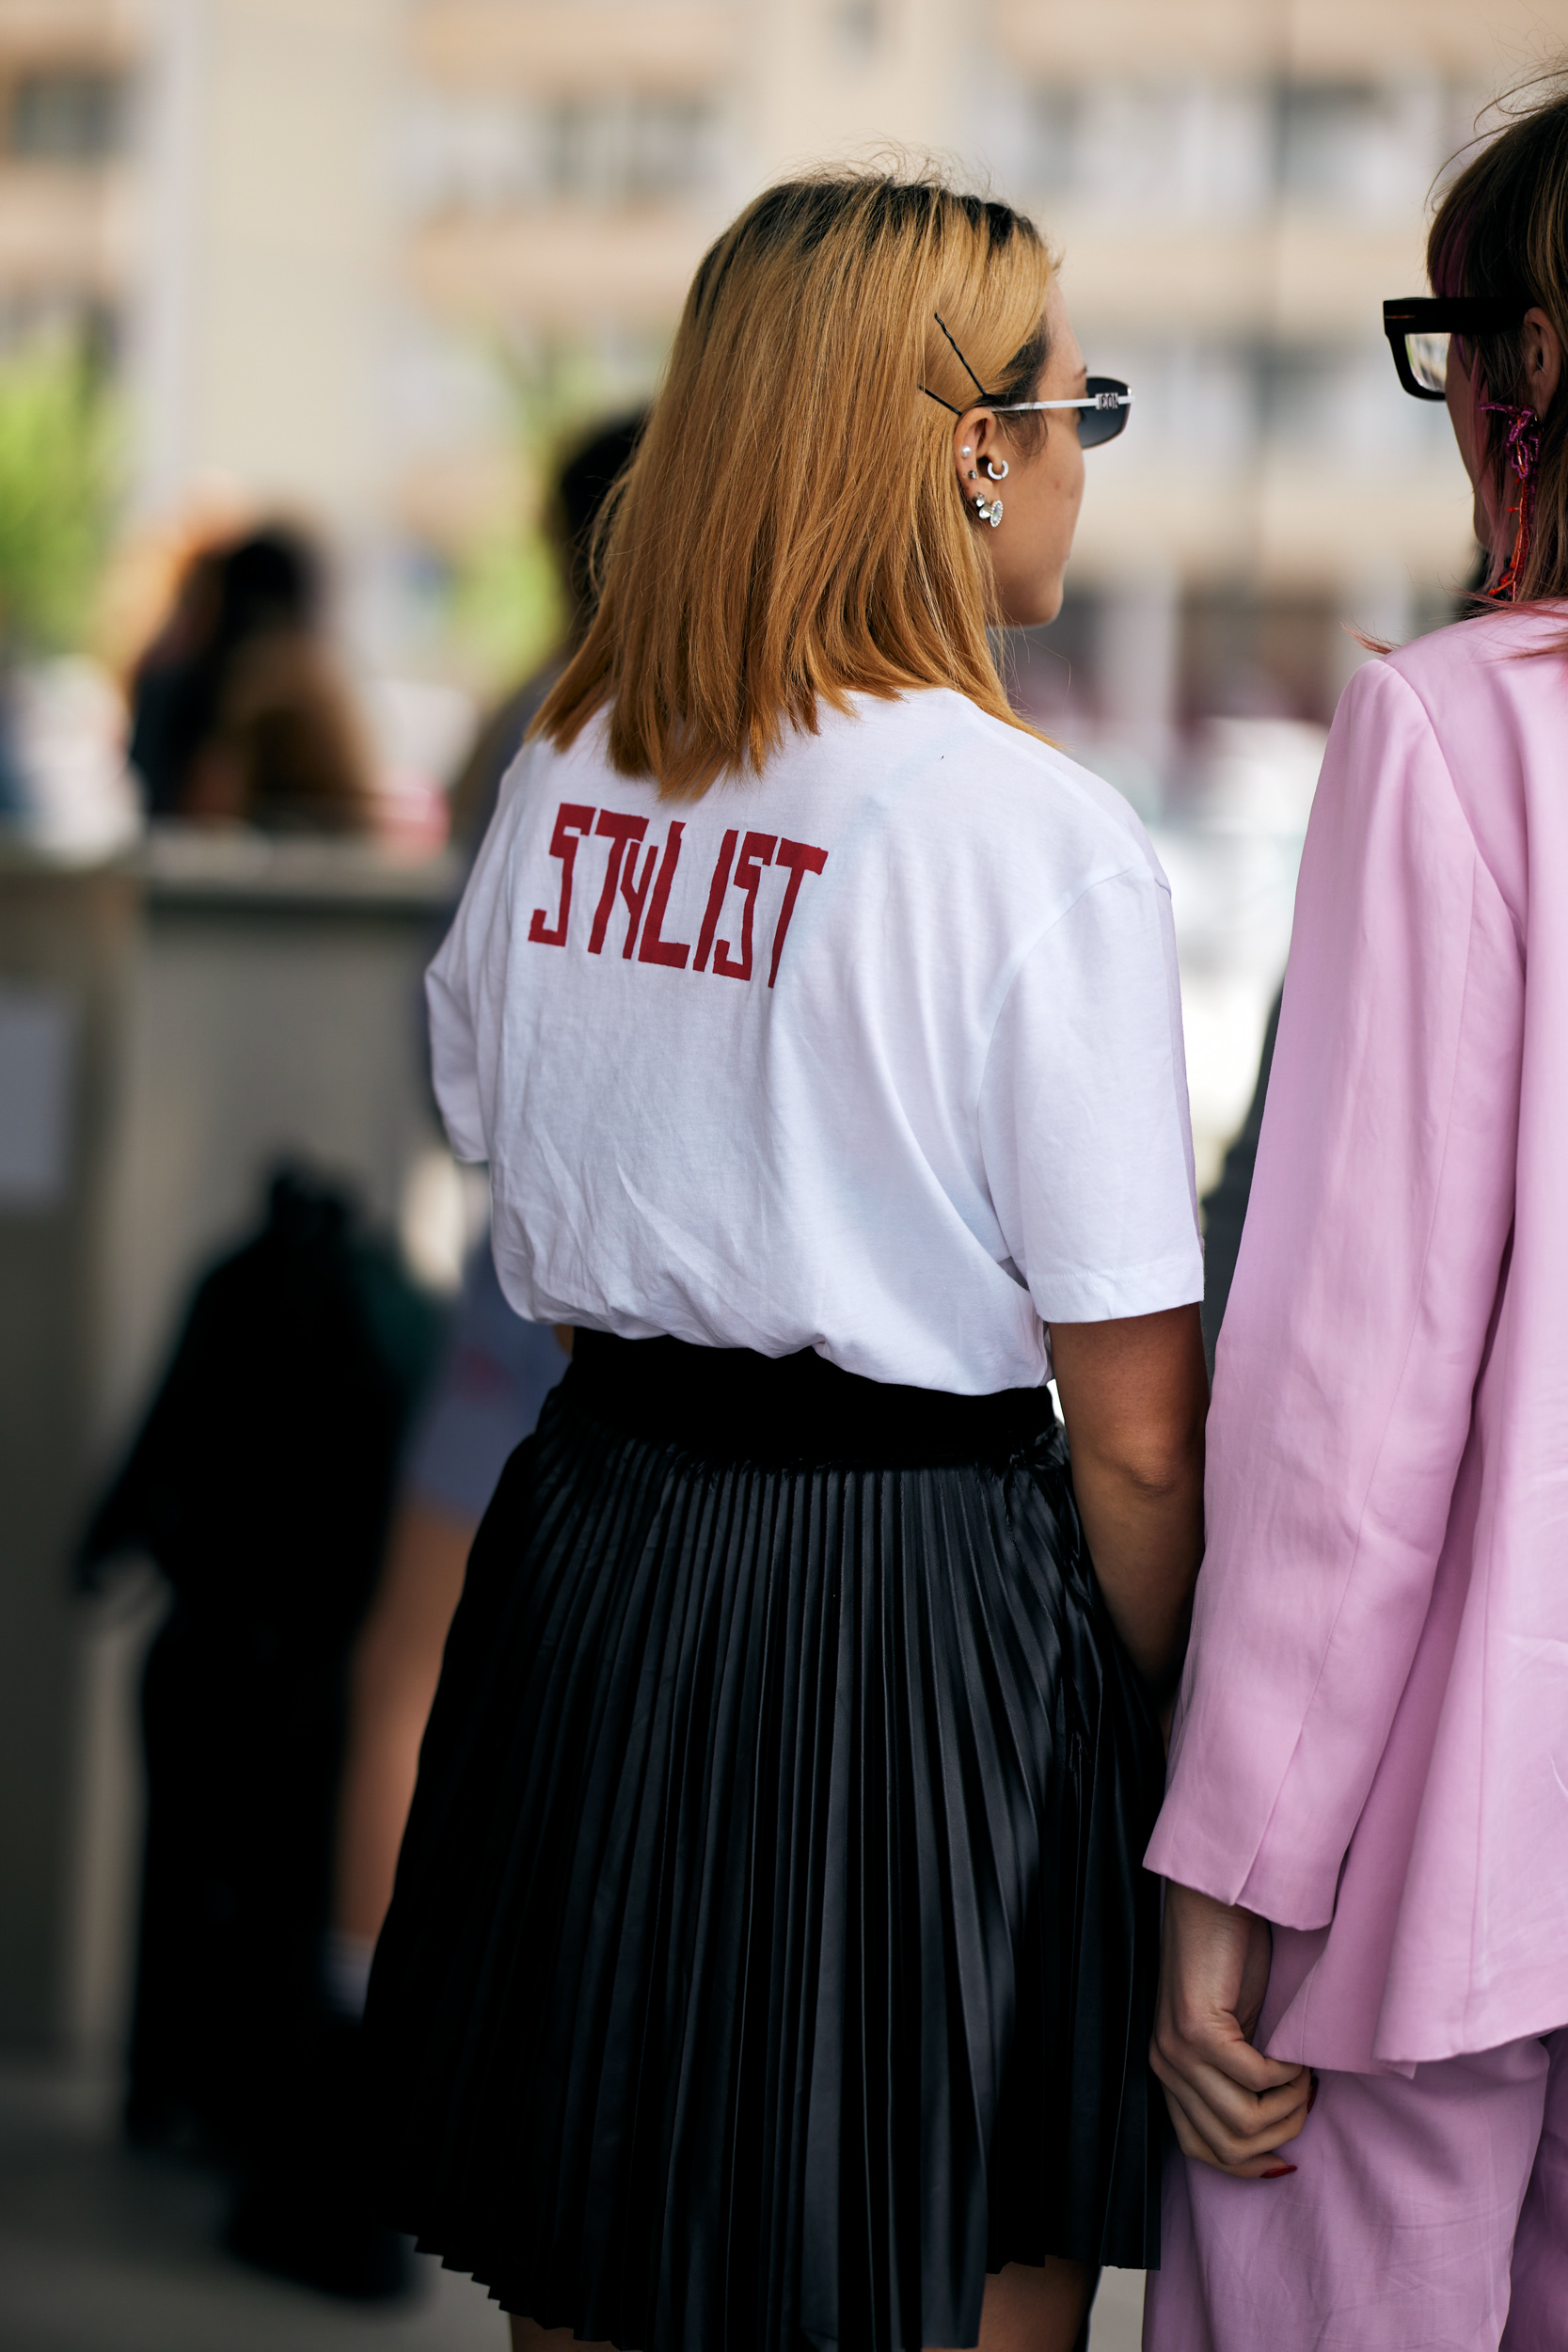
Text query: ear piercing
961 443 1005 485
972 494 1003 527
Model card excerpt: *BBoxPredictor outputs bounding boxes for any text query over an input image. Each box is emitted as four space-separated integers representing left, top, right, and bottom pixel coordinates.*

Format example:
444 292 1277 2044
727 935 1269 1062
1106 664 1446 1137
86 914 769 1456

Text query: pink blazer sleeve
1147 660 1522 1929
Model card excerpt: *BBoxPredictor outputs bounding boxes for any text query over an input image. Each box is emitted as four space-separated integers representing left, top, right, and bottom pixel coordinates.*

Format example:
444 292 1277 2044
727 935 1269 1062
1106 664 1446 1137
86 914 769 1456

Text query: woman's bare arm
334 1498 476 1943
1046 1303 1207 1692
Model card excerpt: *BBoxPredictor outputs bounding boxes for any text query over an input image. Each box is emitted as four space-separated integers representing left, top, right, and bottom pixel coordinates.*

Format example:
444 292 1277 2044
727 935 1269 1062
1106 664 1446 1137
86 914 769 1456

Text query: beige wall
8 0 1568 622
134 0 397 529
389 0 1568 612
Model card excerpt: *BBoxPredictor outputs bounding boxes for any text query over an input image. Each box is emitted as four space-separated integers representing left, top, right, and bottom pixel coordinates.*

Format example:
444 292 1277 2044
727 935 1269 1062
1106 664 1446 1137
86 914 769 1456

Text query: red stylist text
528 803 828 988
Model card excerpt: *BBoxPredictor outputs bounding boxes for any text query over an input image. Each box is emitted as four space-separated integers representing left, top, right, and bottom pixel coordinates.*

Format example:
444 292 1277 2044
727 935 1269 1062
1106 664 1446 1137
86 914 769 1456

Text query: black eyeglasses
921 313 1132 446
1383 296 1528 400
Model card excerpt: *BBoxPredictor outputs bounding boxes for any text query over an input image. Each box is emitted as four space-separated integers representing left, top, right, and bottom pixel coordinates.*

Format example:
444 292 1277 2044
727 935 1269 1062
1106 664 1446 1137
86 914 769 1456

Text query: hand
1149 1881 1313 2178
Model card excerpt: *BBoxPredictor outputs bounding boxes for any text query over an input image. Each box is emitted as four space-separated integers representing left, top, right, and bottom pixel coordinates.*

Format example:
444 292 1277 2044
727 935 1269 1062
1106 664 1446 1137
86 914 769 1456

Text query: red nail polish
1261 2164 1297 2178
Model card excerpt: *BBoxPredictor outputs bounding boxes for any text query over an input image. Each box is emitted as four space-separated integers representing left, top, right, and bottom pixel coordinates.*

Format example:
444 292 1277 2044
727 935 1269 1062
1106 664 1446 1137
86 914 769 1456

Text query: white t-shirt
427 689 1202 1395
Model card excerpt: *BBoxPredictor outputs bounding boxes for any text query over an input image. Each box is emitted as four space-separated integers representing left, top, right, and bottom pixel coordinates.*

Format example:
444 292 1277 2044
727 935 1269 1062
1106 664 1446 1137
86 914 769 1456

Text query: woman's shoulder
1377 603 1568 735
505 690 1164 904
849 688 1164 879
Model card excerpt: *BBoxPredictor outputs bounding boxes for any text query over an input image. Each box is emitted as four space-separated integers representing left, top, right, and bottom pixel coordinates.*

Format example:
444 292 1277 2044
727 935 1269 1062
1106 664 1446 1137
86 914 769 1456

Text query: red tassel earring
1481 400 1541 601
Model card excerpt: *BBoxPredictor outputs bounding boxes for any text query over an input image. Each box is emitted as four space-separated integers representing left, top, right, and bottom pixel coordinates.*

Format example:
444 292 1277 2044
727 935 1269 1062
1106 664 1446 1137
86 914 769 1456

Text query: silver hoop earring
985 457 1008 481
972 494 1003 528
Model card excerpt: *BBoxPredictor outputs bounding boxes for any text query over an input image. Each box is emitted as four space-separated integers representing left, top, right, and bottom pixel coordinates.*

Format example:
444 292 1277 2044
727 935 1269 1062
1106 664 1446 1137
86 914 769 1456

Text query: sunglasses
992 378 1132 446
922 314 1132 447
1383 295 1528 400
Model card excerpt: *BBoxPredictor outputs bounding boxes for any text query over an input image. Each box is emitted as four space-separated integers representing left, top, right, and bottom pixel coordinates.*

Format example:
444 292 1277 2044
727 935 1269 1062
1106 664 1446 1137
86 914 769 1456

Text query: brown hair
1429 84 1568 604
532 169 1055 798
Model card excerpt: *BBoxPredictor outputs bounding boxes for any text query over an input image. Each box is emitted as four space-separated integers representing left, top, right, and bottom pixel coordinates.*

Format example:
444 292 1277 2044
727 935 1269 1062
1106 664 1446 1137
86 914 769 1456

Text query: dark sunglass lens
1077 376 1130 447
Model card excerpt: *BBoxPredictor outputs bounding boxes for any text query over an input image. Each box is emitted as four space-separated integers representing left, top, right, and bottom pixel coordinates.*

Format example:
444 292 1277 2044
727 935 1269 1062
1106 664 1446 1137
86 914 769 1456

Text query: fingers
1157 2058 1310 2166
1162 2081 1307 2179
1151 1994 1307 2130
1151 2046 1307 2137
1164 2019 1304 2096
1151 2029 1307 2136
1152 1883 1318 2180
1151 2041 1314 2177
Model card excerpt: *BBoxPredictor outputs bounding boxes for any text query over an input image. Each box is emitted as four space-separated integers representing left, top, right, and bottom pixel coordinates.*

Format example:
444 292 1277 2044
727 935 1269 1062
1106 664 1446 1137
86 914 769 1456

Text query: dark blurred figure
1199 990 1280 1377
129 525 375 832
210 417 646 2295
325 416 648 1996
107 415 644 2304
80 1169 441 2296
1201 557 1489 1371
448 411 646 851
327 416 647 1994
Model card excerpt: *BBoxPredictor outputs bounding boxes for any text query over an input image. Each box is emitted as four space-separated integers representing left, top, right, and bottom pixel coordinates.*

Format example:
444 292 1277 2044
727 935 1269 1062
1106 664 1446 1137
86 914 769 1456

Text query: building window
1259 341 1451 463
8 71 127 163
542 96 715 205
1026 87 1078 199
404 92 719 215
1023 81 1274 220
1278 80 1446 215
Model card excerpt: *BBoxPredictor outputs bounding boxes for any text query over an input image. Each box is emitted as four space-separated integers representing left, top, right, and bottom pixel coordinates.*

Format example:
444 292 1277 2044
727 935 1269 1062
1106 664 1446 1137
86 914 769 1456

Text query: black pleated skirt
366 1334 1164 2352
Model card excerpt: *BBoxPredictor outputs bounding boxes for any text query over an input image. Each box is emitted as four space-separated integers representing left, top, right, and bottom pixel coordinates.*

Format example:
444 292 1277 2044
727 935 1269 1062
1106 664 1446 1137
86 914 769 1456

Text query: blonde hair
533 169 1056 798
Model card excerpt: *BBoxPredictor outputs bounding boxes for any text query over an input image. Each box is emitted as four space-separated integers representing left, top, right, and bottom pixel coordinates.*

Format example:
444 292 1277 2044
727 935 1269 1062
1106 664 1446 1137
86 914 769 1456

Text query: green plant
0 337 119 655
442 335 658 693
448 521 566 693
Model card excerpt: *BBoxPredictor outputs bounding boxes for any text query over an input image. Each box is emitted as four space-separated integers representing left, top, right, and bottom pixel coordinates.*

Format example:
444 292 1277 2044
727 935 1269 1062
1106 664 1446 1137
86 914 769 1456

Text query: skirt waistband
565 1329 1058 1469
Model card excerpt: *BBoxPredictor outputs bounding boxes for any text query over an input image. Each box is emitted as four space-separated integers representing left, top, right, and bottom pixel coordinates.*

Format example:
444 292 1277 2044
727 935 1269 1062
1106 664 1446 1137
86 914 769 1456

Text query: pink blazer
1148 606 1568 2074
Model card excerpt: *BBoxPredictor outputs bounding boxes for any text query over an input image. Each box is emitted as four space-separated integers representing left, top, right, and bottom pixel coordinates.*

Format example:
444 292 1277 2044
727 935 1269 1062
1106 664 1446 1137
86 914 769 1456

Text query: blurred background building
0 0 1507 695
6 0 1521 1138
2 4 1565 2345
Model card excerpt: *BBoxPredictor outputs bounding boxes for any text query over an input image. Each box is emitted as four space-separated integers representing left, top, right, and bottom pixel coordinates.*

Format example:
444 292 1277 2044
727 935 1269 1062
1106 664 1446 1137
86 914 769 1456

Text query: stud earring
972 494 1003 528
985 457 1008 481
960 444 972 454
967 468 978 479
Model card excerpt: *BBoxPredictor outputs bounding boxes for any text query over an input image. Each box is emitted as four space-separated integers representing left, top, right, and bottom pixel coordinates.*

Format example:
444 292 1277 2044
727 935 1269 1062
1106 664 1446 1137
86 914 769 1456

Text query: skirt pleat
366 1370 1164 2352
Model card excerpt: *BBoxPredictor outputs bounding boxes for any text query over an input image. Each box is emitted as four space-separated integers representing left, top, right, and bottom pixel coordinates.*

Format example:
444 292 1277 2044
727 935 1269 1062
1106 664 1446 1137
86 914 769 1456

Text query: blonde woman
367 173 1207 2352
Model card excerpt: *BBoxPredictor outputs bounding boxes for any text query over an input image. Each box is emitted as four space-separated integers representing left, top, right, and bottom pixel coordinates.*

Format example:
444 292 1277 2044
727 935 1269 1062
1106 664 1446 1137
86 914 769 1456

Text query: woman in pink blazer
1144 90 1568 2351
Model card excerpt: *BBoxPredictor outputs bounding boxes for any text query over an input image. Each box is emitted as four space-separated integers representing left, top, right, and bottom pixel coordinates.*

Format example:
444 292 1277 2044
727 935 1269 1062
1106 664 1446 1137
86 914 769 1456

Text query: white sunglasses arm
992 391 1133 414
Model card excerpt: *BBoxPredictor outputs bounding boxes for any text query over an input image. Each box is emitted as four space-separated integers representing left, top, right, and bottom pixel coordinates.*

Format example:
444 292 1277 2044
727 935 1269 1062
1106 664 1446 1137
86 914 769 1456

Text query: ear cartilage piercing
972 494 1003 528
985 457 1008 481
960 444 972 455
967 468 978 479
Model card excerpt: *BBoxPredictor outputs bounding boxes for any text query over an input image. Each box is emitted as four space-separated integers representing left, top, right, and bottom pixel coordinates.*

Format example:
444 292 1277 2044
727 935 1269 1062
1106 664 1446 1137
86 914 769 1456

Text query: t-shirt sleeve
425 943 485 1164
424 757 528 1165
977 861 1203 1324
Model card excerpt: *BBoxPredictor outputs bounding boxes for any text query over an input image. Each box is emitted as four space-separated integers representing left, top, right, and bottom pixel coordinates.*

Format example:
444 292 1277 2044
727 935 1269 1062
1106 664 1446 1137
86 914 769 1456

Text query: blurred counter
0 828 463 2052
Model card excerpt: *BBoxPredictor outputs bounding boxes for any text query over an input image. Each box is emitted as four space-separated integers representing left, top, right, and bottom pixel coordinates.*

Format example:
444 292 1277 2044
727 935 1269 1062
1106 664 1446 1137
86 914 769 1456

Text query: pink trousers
1142 2030 1568 2350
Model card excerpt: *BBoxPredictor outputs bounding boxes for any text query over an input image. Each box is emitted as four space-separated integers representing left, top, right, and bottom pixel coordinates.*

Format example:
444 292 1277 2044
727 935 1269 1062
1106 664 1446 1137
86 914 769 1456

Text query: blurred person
328 1251 567 2005
366 170 1207 2352
128 523 375 831
325 414 645 2009
77 1170 440 2296
220 419 641 2300
1196 990 1278 1377
448 411 647 853
1146 87 1568 2352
